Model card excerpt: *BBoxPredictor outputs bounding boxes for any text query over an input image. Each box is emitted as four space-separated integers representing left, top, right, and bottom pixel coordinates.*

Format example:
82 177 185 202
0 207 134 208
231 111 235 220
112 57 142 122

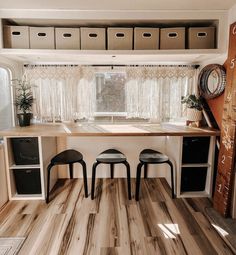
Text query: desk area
0 123 219 201
0 123 220 137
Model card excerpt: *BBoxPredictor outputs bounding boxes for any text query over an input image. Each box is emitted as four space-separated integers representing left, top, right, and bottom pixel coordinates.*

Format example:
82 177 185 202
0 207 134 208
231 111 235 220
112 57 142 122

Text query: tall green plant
13 79 34 114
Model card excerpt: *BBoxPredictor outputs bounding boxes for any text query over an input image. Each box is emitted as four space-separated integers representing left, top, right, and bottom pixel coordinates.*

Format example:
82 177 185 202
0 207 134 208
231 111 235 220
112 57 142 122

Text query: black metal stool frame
91 154 132 200
135 160 175 201
46 157 88 203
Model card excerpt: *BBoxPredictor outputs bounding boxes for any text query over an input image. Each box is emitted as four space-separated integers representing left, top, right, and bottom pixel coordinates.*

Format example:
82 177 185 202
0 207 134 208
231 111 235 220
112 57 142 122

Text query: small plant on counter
13 78 34 127
181 94 203 125
181 94 203 111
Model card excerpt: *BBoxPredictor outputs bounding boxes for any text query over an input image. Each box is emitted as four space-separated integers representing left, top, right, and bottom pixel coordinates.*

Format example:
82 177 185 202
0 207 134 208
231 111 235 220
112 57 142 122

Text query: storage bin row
3 25 216 50
12 165 208 195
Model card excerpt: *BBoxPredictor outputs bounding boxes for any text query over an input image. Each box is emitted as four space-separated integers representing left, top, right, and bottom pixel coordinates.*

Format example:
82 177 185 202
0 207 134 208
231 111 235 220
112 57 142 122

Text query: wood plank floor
0 178 236 255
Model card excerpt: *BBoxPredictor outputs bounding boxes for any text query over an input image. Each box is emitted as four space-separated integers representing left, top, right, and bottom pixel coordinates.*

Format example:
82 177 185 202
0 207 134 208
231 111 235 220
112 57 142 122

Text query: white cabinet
166 136 216 198
4 136 58 200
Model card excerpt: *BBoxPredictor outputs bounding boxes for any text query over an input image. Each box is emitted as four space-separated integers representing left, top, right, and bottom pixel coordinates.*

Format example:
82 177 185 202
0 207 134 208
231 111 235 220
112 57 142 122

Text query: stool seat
51 149 83 165
46 149 88 203
135 148 175 201
91 148 131 200
96 149 126 163
139 149 169 163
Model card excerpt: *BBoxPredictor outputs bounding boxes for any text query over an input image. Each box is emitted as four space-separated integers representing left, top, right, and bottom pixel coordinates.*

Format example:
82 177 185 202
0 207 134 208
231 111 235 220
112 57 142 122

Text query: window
25 65 196 124
0 68 12 131
95 72 126 116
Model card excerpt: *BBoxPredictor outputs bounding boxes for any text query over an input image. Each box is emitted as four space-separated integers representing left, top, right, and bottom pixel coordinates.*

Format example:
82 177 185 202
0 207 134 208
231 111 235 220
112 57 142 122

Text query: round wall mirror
198 64 226 99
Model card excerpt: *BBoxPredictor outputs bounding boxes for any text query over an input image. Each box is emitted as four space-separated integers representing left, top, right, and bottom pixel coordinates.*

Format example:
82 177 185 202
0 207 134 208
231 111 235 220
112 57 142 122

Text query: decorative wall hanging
198 64 226 99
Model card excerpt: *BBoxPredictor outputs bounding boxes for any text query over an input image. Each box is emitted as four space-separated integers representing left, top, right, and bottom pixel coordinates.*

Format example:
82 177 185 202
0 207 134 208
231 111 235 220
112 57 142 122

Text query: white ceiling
0 0 236 10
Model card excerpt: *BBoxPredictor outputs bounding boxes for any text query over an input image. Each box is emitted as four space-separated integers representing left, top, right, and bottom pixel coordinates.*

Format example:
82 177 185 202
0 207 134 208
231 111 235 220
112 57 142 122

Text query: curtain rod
24 64 200 69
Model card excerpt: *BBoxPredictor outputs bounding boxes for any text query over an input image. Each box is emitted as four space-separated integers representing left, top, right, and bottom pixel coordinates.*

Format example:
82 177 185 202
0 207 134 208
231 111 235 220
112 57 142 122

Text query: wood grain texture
213 22 236 217
0 123 220 137
0 178 235 255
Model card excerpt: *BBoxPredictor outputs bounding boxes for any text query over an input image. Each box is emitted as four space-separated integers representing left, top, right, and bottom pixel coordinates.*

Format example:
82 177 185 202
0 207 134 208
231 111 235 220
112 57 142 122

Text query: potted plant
13 79 34 127
181 94 203 123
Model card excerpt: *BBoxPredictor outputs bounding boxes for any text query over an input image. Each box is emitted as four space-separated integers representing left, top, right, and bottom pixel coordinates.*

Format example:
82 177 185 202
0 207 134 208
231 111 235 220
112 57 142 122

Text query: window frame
0 66 14 129
94 70 127 118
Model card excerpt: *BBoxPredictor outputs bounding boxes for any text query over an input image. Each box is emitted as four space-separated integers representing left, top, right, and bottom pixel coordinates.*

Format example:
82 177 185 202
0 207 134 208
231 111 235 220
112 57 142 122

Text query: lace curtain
24 66 96 122
23 65 197 123
125 66 197 121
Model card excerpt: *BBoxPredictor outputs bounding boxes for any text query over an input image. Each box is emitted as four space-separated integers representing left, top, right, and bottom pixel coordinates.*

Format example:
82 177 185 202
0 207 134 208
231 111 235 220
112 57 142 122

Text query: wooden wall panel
213 22 236 217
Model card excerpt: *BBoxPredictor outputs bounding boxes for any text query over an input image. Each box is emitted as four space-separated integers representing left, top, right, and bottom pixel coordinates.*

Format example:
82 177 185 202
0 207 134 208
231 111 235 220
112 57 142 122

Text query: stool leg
69 163 73 179
46 163 53 204
91 162 100 200
144 163 148 179
123 161 132 200
135 162 144 201
167 160 175 199
110 163 114 179
80 160 88 198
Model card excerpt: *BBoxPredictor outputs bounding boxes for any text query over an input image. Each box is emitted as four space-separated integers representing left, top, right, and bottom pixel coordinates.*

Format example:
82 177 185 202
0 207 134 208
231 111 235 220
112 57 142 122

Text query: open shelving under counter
166 135 216 198
3 136 58 200
1 123 220 200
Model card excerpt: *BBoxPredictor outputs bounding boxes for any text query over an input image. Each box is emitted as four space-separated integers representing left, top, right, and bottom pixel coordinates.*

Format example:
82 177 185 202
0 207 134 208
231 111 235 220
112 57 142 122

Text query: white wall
229 3 236 24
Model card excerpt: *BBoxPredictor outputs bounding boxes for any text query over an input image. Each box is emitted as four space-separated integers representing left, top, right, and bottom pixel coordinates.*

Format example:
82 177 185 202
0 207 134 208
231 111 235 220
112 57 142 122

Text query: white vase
186 108 202 121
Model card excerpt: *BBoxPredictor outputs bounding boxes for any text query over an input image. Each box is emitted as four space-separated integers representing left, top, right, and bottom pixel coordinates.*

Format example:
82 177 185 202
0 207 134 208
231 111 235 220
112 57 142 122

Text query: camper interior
0 0 236 254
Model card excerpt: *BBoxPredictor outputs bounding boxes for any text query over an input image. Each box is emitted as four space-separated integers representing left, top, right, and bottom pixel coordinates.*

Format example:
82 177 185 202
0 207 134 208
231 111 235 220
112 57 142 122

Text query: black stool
46 149 88 203
91 149 131 200
135 149 175 201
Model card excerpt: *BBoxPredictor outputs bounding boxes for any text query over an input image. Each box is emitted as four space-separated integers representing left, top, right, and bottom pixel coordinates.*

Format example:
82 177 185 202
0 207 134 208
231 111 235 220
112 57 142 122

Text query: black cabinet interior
181 167 208 192
13 168 41 194
11 137 40 165
182 136 210 164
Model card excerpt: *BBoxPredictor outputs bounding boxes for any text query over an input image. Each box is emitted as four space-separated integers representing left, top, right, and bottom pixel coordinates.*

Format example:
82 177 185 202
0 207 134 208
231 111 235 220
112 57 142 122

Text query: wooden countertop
0 123 220 137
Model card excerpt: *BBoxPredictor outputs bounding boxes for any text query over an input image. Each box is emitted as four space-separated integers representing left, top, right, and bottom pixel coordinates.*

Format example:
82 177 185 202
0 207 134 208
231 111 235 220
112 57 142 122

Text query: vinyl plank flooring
193 212 234 255
170 198 218 254
183 197 236 254
0 178 235 255
144 237 167 255
138 183 189 255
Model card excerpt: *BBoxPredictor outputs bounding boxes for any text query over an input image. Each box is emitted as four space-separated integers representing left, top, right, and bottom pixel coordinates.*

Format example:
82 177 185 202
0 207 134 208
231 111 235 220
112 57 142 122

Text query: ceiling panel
0 0 236 10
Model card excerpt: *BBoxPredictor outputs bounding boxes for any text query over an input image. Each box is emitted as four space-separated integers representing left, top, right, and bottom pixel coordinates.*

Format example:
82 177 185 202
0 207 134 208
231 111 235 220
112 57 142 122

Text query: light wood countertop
0 123 220 137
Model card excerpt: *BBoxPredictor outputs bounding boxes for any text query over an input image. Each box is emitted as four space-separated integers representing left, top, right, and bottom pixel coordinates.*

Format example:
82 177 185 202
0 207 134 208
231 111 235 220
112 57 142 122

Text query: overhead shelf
0 48 226 65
